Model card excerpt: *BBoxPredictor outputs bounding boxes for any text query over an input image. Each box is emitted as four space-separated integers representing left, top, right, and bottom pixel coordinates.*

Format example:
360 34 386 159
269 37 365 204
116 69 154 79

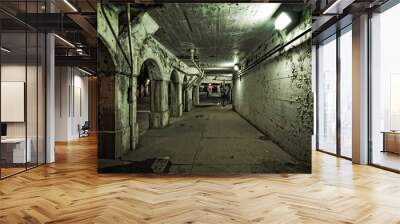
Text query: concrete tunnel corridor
122 102 306 174
97 3 313 174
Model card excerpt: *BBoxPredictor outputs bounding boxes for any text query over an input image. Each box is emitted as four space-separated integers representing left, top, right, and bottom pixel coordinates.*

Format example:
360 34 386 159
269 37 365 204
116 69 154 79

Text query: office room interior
0 0 400 223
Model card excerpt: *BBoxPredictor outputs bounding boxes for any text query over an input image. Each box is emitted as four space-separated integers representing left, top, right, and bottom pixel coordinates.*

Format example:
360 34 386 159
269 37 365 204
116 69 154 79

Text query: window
317 35 337 154
370 2 400 171
339 27 352 158
316 25 353 159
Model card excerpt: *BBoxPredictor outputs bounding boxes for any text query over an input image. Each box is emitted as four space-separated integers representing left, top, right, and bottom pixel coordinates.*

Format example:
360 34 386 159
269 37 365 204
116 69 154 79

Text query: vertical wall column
97 42 132 160
88 77 98 132
184 87 193 112
97 68 117 159
352 14 369 164
45 31 55 163
150 80 169 128
170 83 183 117
193 85 200 106
131 77 139 148
97 71 132 159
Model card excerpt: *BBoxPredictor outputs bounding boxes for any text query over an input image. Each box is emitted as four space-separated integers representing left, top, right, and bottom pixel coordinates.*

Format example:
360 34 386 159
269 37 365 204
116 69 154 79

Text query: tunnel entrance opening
198 83 229 106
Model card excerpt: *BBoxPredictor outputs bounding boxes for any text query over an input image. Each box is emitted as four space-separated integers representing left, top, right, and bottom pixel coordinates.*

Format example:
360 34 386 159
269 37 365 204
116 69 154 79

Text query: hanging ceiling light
275 12 292 30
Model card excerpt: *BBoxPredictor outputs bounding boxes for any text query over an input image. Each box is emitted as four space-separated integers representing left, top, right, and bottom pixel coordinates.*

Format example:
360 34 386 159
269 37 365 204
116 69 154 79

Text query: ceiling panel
148 3 281 68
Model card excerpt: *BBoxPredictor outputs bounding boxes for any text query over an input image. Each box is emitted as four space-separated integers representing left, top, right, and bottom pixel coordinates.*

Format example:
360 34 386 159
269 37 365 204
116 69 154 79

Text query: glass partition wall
317 35 337 155
316 25 352 159
339 27 352 159
370 2 400 171
0 1 46 179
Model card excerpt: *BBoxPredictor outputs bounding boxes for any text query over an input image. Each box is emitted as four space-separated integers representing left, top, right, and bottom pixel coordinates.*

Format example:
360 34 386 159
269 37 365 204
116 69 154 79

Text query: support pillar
184 87 193 112
131 77 139 148
193 85 200 106
46 31 55 163
150 80 169 128
170 83 183 117
97 42 132 159
352 14 369 165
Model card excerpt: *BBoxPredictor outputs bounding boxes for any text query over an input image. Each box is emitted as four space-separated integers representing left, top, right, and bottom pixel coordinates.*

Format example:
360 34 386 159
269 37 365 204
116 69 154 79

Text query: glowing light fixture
275 12 292 30
54 34 75 48
78 67 92 76
233 64 240 71
250 3 280 24
63 0 78 12
1 47 11 53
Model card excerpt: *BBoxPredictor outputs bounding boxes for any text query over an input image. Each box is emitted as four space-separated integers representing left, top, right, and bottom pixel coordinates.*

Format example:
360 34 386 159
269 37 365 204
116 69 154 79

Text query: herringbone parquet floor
1 136 400 224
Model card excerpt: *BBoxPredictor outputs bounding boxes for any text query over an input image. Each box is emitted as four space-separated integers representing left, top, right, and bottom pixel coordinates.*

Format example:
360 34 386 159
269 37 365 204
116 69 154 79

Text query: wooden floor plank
0 136 399 223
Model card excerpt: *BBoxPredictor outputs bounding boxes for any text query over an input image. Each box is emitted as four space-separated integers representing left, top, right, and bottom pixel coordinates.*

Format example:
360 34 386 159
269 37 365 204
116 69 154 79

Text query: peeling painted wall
97 4 194 161
233 9 313 164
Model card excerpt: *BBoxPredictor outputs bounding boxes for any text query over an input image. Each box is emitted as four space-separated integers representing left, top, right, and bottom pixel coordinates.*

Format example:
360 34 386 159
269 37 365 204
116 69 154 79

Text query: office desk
1 138 31 164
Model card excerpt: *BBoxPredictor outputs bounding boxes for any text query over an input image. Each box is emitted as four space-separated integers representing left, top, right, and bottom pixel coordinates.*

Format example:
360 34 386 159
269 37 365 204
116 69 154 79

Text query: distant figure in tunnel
221 85 230 107
207 83 212 97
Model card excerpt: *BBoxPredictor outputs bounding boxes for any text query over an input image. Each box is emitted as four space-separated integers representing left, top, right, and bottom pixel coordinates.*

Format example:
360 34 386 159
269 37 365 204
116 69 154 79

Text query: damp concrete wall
233 10 313 164
97 4 194 161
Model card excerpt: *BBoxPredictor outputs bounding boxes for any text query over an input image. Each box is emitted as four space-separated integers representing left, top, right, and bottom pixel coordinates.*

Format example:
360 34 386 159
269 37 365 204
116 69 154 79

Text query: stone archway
138 59 169 129
168 70 183 117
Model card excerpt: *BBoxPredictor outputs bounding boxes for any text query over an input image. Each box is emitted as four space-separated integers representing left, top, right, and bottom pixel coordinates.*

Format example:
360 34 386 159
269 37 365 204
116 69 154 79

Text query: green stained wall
233 9 313 165
97 4 190 161
97 4 133 159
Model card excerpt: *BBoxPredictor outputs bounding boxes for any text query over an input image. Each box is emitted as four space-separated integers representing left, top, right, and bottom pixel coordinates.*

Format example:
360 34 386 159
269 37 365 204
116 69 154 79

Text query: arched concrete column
169 83 183 117
97 39 133 159
150 80 169 128
131 78 140 149
169 70 183 117
184 87 193 112
138 59 169 129
193 85 200 106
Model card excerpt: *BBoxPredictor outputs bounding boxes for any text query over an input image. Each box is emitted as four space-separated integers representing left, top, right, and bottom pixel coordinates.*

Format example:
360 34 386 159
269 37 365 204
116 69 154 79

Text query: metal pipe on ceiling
185 48 205 89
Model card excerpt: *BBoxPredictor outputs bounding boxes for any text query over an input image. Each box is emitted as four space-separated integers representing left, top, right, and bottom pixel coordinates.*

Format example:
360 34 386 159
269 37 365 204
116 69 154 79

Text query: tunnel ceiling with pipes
148 3 298 70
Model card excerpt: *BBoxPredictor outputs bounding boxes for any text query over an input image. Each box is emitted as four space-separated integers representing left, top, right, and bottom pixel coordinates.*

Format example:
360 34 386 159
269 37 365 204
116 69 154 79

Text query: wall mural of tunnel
97 2 312 174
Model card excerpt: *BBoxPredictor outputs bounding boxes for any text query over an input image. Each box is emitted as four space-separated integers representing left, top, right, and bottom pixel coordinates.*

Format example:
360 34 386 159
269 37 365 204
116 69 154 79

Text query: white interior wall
1 64 46 163
1 65 37 138
55 67 89 141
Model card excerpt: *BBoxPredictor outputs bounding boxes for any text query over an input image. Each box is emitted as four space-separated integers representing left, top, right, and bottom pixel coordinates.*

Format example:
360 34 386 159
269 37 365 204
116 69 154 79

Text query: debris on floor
195 114 205 118
151 157 170 174
98 158 172 174
258 135 271 141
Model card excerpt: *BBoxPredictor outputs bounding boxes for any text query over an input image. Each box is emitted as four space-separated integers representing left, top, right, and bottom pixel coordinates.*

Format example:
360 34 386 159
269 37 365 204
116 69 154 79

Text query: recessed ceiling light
63 0 78 12
233 64 240 71
250 3 281 24
275 12 292 30
1 47 11 53
54 34 75 48
78 67 92 76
